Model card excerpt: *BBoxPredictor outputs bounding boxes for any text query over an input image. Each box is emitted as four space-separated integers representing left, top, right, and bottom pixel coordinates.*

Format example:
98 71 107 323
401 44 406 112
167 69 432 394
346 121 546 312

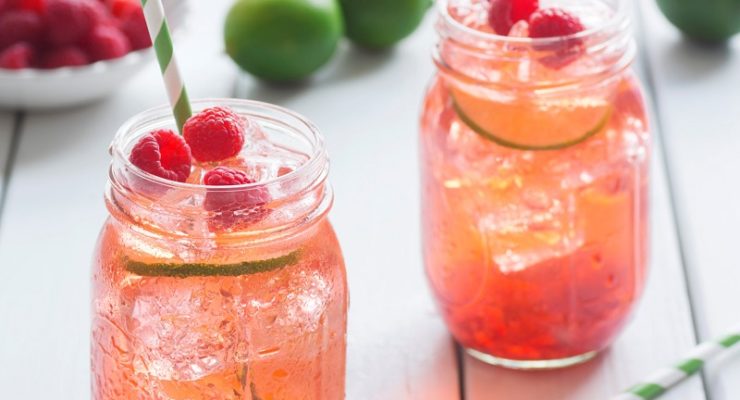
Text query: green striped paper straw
612 328 740 400
140 0 192 133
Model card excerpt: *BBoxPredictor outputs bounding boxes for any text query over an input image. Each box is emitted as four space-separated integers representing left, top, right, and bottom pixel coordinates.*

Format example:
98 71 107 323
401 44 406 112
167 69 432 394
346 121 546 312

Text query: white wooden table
0 0 737 398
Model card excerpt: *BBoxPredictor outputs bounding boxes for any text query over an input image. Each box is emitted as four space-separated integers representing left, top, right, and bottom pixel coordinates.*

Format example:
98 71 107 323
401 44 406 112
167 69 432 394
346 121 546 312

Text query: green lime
124 250 301 278
224 0 343 82
339 0 431 49
657 0 740 42
450 89 613 151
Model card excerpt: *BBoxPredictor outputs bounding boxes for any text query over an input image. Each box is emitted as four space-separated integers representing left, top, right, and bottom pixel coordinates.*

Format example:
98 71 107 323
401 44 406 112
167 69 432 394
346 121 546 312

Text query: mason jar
92 99 347 398
420 0 650 369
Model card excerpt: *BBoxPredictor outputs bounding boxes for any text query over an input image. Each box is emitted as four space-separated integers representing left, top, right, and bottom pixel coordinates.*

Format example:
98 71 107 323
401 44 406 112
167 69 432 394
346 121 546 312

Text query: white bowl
0 0 187 110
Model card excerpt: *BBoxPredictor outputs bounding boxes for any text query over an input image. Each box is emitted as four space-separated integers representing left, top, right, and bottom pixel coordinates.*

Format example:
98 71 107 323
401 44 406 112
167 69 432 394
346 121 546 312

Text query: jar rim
107 98 332 240
110 98 328 193
437 0 630 47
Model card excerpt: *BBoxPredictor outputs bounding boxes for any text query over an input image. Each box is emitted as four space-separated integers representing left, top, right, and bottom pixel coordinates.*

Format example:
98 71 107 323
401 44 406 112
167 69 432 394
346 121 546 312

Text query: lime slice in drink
451 87 612 151
124 250 301 278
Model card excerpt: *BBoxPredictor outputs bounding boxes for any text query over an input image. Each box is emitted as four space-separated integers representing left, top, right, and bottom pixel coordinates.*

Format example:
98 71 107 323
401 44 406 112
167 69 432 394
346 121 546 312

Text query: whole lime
339 0 430 49
657 0 740 42
224 0 343 82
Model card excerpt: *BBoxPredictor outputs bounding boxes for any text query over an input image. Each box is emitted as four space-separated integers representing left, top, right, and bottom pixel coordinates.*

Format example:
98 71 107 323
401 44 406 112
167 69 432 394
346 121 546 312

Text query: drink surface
92 102 347 399
421 0 650 363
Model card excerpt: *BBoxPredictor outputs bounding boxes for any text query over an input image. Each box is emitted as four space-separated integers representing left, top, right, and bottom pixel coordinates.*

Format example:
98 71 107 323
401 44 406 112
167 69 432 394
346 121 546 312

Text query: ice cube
477 192 584 273
448 0 491 32
244 264 331 359
122 278 244 381
239 127 309 183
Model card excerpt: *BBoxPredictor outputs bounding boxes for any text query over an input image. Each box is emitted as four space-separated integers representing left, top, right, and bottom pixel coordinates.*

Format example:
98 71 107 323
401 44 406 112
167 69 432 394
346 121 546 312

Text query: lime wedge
451 90 612 151
125 250 301 278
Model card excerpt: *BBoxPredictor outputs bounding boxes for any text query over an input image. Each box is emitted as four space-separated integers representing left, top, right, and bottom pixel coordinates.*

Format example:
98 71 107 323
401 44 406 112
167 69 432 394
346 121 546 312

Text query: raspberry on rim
184 106 247 163
203 166 272 231
488 0 539 35
528 7 586 69
529 7 585 39
129 129 192 183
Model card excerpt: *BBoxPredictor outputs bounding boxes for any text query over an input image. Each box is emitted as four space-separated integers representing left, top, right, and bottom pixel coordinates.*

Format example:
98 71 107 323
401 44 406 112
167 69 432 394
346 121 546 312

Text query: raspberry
528 8 585 38
203 167 271 231
510 0 538 23
85 25 131 61
183 106 246 162
83 0 111 26
129 129 192 182
41 46 88 68
488 0 538 35
0 10 43 49
528 8 585 68
109 0 139 18
7 0 45 14
203 166 254 186
0 42 35 69
44 0 106 46
119 7 151 50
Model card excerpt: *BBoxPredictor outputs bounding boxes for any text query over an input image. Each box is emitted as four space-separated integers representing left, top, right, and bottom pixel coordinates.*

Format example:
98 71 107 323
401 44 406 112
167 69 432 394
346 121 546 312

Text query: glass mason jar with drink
420 0 650 368
91 99 347 398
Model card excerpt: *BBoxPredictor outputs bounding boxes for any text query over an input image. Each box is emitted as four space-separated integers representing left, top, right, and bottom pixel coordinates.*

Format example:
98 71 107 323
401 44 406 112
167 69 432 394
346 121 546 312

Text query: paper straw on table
612 327 740 400
140 0 192 133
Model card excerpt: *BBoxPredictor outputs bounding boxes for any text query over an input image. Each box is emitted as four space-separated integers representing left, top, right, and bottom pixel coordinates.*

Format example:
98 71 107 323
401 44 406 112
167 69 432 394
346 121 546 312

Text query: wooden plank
0 113 16 205
464 2 705 398
234 14 461 400
0 1 236 398
639 0 740 398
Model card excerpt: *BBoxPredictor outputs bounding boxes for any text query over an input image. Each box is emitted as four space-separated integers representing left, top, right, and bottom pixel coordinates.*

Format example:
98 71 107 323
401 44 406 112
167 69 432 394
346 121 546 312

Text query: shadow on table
234 44 396 105
658 39 734 82
320 45 397 85
464 350 608 399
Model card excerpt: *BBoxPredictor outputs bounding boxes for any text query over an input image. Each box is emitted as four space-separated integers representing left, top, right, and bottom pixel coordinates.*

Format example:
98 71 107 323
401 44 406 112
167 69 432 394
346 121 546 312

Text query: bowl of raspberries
0 0 186 109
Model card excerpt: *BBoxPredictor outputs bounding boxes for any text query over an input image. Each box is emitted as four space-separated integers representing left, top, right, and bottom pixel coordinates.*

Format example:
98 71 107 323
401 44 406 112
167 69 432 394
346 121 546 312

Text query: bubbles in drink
245 266 332 358
120 277 244 382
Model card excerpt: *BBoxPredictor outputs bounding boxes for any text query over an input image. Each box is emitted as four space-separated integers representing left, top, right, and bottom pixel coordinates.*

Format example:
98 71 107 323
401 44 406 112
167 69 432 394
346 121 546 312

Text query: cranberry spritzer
92 100 347 398
420 0 650 368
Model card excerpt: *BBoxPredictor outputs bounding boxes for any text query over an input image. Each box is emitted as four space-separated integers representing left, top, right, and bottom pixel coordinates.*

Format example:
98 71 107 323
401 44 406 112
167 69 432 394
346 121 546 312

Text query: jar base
465 348 598 370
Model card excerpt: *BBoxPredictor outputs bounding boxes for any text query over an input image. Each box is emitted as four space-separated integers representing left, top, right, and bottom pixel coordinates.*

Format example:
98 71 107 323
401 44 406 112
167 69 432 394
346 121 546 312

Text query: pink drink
421 0 650 368
92 100 347 398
